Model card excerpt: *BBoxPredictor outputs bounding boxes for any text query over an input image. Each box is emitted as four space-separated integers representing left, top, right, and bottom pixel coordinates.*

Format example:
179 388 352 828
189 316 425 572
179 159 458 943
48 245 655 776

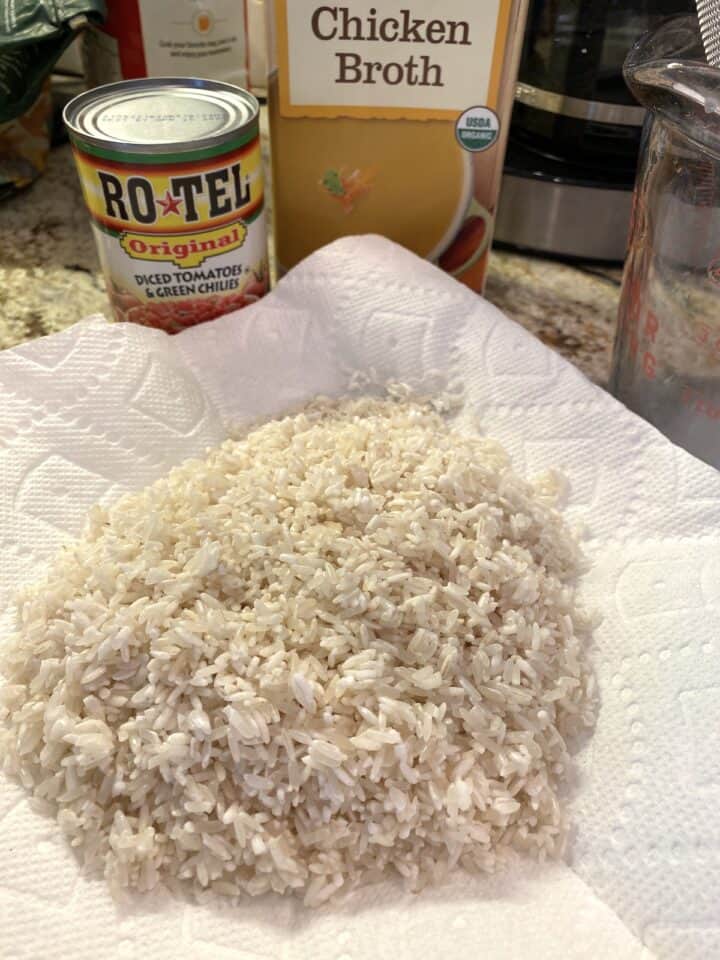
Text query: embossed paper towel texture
0 236 718 960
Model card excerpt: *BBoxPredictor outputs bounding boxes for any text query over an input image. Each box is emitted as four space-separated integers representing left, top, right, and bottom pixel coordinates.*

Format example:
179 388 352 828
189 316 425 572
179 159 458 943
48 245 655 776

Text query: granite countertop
0 143 622 384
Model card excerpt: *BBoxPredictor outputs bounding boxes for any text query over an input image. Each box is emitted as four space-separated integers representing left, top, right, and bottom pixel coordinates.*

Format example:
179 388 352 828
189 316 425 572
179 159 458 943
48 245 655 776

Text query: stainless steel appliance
495 0 696 261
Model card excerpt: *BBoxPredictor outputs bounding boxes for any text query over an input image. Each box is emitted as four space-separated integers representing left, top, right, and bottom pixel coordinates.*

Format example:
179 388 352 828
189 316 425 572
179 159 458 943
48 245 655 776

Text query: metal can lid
64 77 259 154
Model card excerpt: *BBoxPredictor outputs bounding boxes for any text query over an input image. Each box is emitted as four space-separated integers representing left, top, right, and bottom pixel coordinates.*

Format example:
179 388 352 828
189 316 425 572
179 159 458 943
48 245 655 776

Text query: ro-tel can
64 78 268 333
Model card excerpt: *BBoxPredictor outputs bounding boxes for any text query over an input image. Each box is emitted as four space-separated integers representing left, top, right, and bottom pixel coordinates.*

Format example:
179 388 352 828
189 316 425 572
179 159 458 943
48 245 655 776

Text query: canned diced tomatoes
64 78 268 332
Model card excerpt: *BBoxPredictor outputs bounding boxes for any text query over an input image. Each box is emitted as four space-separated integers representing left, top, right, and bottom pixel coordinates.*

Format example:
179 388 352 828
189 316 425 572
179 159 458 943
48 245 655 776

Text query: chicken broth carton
268 1 528 290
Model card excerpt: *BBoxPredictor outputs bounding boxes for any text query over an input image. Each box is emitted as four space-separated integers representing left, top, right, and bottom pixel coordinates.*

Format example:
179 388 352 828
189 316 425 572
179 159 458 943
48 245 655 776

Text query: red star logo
156 190 183 216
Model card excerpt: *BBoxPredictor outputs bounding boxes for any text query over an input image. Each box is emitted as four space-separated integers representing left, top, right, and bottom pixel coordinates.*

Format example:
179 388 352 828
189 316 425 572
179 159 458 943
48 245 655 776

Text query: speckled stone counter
0 143 621 384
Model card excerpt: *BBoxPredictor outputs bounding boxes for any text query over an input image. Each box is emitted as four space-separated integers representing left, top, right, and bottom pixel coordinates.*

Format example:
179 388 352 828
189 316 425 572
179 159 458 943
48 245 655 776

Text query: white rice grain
0 395 596 906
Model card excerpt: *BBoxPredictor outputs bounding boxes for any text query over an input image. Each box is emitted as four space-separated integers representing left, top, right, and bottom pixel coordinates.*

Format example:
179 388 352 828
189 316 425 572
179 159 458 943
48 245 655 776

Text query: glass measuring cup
611 16 720 470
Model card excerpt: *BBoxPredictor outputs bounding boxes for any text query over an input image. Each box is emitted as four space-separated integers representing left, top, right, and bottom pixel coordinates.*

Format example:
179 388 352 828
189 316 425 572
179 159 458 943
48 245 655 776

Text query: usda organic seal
456 106 500 153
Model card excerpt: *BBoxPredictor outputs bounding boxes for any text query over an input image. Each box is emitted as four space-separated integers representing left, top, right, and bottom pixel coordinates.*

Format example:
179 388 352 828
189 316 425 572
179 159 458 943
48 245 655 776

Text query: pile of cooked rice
0 397 596 906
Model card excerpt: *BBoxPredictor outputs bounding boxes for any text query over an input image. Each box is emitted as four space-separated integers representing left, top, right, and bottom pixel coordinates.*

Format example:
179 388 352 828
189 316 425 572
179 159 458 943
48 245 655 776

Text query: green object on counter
0 0 106 123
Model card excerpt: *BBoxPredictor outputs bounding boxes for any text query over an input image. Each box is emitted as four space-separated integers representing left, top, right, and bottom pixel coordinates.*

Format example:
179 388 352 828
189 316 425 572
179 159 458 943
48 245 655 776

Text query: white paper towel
1 236 719 960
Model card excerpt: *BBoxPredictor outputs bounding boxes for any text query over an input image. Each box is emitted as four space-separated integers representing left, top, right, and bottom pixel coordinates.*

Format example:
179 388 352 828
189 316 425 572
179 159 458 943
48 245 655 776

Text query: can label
83 0 250 89
72 135 267 332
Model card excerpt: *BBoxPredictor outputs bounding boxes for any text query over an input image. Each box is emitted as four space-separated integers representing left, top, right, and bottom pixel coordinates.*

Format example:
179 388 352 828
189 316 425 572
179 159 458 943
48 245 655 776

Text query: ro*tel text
98 163 251 225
